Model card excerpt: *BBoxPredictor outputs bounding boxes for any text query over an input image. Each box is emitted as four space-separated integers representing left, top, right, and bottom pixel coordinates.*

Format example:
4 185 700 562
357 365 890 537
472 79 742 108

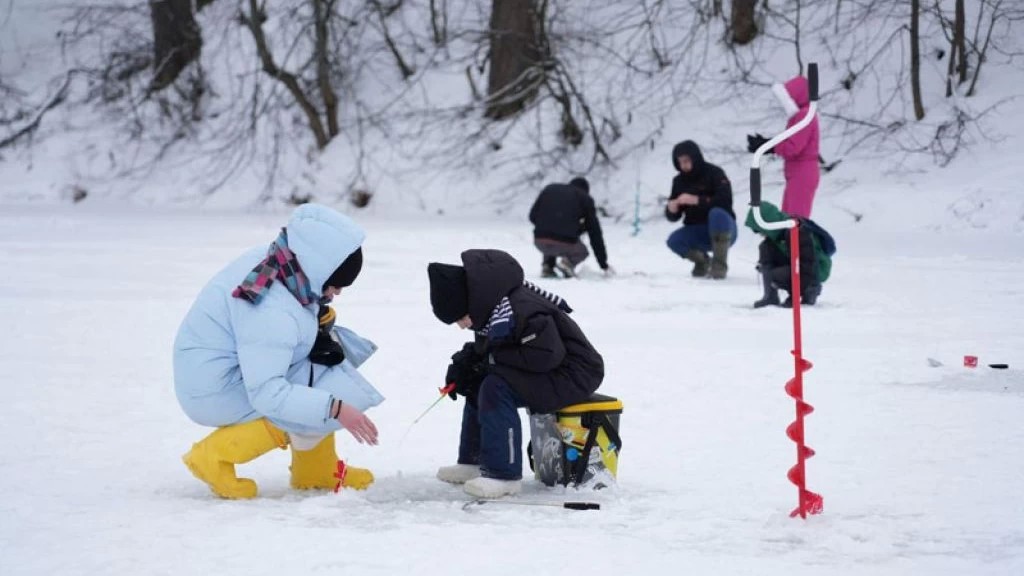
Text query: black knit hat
324 247 363 289
569 177 590 193
427 262 469 324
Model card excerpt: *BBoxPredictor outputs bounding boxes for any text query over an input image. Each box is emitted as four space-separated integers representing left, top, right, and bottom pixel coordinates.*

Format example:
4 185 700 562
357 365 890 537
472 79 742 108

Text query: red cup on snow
964 355 979 368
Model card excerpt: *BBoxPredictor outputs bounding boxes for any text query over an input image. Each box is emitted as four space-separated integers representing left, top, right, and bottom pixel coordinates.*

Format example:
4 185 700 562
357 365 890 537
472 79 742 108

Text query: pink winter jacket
772 76 820 219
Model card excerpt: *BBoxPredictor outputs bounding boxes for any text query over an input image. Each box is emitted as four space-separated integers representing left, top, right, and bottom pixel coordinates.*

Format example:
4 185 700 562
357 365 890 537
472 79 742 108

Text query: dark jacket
461 249 604 413
529 184 608 269
744 202 834 284
666 140 735 226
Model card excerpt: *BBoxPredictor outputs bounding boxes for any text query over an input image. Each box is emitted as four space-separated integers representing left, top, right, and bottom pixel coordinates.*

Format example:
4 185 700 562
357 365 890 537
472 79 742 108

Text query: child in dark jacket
427 249 605 498
745 201 835 308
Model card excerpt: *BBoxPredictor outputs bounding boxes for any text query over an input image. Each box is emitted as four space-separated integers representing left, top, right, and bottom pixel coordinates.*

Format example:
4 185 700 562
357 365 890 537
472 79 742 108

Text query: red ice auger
749 62 824 519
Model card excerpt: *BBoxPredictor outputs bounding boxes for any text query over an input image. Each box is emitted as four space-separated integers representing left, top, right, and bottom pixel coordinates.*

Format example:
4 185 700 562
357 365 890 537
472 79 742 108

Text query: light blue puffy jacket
173 204 384 435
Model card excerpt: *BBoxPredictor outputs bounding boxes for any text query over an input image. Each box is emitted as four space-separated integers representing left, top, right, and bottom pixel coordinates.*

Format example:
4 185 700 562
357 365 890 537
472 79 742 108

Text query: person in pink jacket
747 75 820 218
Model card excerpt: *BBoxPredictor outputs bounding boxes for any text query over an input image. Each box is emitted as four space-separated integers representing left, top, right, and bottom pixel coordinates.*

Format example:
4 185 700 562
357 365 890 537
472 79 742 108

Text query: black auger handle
750 167 762 208
808 62 819 102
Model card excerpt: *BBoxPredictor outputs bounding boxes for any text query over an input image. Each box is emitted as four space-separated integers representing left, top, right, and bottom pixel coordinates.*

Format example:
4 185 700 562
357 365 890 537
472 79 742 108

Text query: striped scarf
232 228 320 306
478 281 573 342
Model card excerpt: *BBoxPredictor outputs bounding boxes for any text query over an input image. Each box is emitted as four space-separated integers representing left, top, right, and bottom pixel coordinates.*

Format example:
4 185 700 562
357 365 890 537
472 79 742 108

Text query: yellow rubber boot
290 433 375 491
182 418 288 499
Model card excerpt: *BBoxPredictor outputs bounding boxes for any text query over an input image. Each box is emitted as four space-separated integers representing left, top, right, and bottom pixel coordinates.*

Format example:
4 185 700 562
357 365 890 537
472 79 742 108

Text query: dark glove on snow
747 133 773 154
444 342 487 403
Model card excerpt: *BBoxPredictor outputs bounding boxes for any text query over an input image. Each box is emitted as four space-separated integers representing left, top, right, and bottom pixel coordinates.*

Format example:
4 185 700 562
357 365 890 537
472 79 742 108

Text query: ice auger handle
749 167 762 209
808 63 818 102
749 62 819 230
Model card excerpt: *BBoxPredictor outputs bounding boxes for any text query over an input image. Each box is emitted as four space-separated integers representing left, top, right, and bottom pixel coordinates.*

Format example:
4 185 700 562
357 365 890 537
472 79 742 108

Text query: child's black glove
445 342 487 404
747 133 773 154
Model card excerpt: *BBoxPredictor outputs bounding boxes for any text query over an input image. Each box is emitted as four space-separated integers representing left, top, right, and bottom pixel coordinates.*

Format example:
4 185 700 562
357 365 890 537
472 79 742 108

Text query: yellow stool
529 393 623 488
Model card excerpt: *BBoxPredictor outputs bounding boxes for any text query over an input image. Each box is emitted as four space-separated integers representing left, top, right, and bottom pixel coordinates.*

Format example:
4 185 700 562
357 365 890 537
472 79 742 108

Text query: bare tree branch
241 0 330 149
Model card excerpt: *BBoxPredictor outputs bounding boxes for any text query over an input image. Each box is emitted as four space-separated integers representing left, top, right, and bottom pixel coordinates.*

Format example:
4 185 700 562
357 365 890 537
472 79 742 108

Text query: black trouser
758 236 818 291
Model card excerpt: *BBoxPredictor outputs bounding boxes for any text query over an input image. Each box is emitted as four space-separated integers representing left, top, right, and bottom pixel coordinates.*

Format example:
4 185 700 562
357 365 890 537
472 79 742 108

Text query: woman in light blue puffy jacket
174 203 384 499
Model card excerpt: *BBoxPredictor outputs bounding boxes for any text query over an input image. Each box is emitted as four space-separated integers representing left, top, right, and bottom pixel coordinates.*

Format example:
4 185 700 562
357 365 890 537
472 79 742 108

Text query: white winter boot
436 464 481 484
463 476 522 498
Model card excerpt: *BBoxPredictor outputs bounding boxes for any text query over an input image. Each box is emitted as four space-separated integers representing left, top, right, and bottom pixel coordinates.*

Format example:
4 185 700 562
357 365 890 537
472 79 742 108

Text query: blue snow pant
456 375 527 480
666 207 738 256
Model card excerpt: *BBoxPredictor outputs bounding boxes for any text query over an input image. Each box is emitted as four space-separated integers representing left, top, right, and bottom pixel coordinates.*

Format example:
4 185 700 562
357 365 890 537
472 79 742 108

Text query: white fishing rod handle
750 62 818 231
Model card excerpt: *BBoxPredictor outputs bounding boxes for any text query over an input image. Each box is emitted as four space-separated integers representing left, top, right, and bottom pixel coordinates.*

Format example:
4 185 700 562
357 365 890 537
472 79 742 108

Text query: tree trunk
910 0 925 120
429 0 448 47
485 0 543 121
313 0 339 138
731 0 758 45
954 0 967 85
149 0 202 91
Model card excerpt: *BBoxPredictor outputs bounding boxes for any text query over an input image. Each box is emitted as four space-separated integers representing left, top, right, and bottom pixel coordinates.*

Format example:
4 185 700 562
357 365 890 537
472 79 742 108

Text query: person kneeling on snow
745 201 835 308
174 204 383 499
529 177 611 278
665 140 738 279
426 249 605 498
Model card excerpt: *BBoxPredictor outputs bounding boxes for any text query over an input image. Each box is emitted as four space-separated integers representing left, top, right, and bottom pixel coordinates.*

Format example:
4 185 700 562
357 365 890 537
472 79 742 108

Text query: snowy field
1 202 1022 575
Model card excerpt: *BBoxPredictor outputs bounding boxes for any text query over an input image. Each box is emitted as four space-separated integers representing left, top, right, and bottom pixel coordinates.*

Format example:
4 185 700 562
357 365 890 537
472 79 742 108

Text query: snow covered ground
1 201 1022 575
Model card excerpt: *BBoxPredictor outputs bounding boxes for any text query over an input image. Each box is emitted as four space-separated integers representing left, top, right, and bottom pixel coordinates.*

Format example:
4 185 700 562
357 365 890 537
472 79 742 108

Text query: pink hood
772 76 809 116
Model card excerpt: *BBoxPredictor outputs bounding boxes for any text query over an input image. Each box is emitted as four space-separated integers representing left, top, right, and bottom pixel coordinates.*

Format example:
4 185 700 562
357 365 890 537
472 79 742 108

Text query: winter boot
463 476 522 498
182 418 288 499
290 433 375 491
684 249 709 277
436 463 482 484
753 267 781 308
541 256 557 278
782 284 821 308
555 257 576 278
802 283 822 306
709 233 731 280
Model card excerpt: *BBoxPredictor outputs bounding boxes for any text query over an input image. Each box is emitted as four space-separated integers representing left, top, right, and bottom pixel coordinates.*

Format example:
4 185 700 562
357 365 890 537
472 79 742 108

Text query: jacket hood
744 201 789 241
671 140 706 174
285 203 366 293
772 75 809 116
461 249 524 330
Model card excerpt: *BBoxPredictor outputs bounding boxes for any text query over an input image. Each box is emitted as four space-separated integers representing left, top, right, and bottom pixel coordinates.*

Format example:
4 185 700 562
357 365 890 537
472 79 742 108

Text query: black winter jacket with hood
461 249 604 413
666 140 735 226
529 183 608 269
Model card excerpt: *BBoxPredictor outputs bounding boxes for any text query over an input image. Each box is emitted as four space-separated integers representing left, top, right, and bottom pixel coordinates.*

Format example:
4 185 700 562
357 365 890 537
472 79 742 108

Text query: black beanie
427 262 469 324
324 247 363 289
569 177 590 193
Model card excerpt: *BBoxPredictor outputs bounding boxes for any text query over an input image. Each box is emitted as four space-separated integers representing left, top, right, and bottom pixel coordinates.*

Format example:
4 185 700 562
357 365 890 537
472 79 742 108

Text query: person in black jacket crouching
529 177 611 278
427 249 605 498
665 140 738 279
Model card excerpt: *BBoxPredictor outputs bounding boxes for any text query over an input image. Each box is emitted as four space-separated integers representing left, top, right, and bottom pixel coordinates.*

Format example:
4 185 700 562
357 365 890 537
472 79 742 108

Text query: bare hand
337 403 379 445
677 193 700 206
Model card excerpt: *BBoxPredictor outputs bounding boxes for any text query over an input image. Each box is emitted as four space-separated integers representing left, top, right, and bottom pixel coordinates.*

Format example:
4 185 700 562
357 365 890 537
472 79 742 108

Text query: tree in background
485 0 545 120
911 0 926 120
149 0 202 91
2 0 1023 204
730 0 758 45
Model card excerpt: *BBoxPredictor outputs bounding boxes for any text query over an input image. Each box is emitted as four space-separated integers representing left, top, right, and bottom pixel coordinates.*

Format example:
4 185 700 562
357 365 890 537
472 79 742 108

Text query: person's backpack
801 218 836 257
